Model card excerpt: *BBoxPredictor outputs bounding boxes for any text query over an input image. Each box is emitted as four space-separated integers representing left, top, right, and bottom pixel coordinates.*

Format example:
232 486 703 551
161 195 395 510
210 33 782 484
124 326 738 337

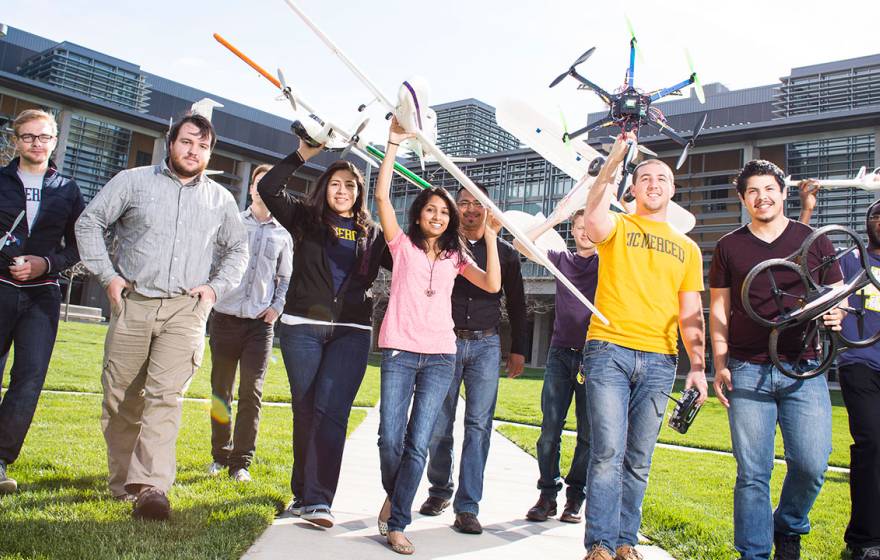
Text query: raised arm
585 134 631 244
375 118 413 243
460 213 502 293
797 179 819 224
257 142 323 230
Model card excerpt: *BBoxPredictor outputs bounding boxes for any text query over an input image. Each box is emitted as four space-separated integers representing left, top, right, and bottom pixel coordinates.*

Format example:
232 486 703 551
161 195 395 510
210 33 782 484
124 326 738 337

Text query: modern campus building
2 23 878 367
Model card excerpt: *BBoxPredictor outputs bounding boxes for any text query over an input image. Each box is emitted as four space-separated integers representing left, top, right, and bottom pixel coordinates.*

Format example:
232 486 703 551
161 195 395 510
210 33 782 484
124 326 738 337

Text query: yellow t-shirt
587 213 703 355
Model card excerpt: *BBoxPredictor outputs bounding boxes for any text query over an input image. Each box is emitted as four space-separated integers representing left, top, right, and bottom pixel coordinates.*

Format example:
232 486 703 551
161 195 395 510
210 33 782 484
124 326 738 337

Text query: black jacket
258 151 389 326
452 236 528 355
0 158 84 286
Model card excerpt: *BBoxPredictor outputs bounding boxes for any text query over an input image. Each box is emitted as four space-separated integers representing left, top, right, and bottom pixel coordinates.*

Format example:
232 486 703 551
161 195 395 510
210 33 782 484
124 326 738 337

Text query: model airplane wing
784 167 880 191
495 97 696 233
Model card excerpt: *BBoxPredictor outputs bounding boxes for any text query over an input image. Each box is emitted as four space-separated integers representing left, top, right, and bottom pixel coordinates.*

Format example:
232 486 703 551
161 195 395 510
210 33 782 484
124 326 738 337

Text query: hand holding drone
741 225 880 379
662 387 703 434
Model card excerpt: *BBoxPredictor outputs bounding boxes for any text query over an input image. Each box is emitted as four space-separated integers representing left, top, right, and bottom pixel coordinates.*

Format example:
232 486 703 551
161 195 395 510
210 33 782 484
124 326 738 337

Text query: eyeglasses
17 134 56 144
457 201 483 210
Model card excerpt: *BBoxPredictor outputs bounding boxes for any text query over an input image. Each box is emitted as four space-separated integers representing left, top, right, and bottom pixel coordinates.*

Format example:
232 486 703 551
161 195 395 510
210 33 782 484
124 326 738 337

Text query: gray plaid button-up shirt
212 209 292 319
75 162 248 300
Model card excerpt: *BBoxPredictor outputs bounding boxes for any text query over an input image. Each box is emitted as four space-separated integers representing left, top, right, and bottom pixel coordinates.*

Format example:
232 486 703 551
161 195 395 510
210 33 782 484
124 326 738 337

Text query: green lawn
3 321 380 408
0 391 366 560
496 375 854 468
497 424 851 560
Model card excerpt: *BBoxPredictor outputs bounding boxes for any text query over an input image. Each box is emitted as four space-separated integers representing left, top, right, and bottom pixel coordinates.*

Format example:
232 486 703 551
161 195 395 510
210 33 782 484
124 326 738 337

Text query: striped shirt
75 162 248 300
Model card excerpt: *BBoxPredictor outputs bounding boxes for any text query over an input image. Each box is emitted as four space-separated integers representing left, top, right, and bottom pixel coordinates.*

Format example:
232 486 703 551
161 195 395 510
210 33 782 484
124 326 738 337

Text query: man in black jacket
420 184 528 533
0 109 84 494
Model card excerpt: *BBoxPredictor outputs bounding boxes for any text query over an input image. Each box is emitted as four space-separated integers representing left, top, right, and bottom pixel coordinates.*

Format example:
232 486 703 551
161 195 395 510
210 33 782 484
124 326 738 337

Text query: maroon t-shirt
709 220 842 364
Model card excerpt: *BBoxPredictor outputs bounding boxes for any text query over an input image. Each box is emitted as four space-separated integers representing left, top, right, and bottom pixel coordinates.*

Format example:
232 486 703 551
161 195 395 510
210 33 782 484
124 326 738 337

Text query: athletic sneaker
286 499 304 517
302 506 335 528
0 461 17 494
230 468 252 483
208 462 225 476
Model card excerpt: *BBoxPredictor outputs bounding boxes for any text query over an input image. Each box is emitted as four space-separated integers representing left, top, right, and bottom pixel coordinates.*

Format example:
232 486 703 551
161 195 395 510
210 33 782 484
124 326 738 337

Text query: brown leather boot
525 496 557 522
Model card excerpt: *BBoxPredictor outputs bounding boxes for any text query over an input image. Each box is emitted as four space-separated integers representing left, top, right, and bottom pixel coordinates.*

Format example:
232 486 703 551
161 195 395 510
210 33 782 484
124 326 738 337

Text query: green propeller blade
685 49 706 104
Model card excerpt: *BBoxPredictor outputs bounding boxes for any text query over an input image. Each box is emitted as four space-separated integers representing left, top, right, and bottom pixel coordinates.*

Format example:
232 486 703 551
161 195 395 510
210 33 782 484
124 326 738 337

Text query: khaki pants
101 292 209 496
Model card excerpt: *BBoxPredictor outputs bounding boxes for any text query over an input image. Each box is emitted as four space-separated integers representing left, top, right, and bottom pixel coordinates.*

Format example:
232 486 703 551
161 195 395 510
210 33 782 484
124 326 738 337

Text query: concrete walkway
242 400 674 560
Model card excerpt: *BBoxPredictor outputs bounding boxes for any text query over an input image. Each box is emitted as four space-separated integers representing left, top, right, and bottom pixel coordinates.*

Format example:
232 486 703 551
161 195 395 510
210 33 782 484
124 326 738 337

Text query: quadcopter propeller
549 47 596 88
558 107 572 150
685 50 706 104
276 68 297 112
340 117 370 160
675 113 709 170
625 16 645 64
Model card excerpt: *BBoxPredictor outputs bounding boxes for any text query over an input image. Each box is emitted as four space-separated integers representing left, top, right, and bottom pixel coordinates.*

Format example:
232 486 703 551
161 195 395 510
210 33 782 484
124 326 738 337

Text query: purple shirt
547 250 599 349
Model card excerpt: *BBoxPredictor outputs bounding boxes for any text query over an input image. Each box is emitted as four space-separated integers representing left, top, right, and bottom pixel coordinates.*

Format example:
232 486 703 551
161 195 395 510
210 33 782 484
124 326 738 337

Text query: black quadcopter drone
741 225 880 379
549 21 709 171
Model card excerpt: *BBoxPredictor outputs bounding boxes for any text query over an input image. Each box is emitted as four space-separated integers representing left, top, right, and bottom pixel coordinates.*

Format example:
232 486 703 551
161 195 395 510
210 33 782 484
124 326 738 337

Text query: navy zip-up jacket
0 158 85 286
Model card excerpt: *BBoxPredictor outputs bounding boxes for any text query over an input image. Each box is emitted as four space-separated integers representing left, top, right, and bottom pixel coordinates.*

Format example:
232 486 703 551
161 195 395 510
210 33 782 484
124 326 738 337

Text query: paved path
242 400 674 559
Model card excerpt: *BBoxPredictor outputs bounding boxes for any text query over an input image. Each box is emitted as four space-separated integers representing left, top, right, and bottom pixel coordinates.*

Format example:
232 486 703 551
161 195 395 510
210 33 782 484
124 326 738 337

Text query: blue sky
3 0 879 145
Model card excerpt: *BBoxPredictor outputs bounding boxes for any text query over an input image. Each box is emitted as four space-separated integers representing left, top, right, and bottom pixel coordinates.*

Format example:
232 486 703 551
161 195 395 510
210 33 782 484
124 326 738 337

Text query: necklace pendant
425 289 435 297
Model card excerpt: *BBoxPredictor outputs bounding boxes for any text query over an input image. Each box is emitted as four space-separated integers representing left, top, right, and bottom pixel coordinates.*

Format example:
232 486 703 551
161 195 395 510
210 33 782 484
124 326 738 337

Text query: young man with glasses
418 184 528 534
0 109 85 494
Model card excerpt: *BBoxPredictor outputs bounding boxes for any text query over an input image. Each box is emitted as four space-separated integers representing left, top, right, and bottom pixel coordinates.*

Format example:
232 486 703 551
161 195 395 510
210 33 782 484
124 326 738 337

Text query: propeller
276 68 298 112
625 16 645 64
685 50 706 104
559 107 572 149
675 112 709 170
549 47 596 88
340 117 370 160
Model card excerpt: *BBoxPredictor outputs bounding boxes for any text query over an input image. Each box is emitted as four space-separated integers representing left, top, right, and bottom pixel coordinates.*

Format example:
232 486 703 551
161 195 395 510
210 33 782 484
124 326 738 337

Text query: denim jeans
582 340 677 552
727 358 831 560
378 349 456 532
425 334 501 515
537 346 589 504
0 283 61 465
278 322 371 510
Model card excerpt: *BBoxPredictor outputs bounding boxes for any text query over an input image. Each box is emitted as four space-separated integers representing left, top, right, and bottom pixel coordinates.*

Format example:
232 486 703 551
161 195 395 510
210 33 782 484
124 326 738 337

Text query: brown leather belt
454 327 498 340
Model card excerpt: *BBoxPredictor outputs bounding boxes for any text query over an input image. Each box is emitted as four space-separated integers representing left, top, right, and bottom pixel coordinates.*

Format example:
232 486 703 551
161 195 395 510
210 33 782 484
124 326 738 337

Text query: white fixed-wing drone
280 0 610 324
213 33 433 191
784 167 880 191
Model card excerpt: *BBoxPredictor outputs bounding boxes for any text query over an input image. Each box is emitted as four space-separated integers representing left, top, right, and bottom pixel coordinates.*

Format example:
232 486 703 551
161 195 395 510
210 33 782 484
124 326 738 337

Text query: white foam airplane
784 167 880 191
280 0 609 324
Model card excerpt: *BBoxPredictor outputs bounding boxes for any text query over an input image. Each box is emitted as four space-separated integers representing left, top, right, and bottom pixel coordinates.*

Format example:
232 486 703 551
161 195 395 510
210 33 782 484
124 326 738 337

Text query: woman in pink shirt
374 119 501 554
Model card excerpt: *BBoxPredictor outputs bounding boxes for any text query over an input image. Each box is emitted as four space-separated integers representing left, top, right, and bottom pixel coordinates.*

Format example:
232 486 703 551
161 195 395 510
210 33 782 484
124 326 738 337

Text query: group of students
0 107 879 560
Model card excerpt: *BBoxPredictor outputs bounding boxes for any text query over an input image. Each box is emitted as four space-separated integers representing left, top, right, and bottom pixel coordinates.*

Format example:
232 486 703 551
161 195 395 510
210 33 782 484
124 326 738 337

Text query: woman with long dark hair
257 143 389 528
374 119 501 554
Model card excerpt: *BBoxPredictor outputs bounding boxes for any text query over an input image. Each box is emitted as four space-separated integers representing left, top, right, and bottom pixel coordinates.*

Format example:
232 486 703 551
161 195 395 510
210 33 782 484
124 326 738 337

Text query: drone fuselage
610 88 650 132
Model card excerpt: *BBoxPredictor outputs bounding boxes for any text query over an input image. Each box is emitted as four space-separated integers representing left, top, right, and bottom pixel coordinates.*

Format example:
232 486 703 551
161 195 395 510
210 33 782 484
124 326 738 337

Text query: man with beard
580 134 707 560
76 114 247 520
419 184 527 534
800 177 880 560
0 109 84 494
709 160 844 560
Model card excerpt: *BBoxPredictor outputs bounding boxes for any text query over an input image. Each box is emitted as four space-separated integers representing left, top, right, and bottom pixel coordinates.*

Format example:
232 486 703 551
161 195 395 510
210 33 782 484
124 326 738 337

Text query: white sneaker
0 462 17 494
302 506 335 528
230 468 252 483
208 462 225 476
286 499 304 516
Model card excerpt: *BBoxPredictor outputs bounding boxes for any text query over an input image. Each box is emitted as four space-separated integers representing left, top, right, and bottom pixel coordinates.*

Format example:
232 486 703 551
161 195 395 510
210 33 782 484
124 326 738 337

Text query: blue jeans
425 334 501 515
582 340 677 552
727 358 831 560
537 346 589 503
0 283 61 465
278 322 371 510
378 349 456 532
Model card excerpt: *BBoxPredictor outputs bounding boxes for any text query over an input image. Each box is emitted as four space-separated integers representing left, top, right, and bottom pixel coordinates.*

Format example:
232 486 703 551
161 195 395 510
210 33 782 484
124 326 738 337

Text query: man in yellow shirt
580 134 708 560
